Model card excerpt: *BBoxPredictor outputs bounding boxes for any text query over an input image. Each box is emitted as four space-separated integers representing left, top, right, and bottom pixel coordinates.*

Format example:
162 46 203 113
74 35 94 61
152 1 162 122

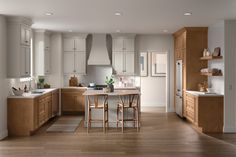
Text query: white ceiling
1 0 236 34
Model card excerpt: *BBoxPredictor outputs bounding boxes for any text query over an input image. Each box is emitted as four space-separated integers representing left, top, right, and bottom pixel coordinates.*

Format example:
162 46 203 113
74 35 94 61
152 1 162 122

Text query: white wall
224 20 236 132
0 15 8 140
135 35 174 112
208 21 224 94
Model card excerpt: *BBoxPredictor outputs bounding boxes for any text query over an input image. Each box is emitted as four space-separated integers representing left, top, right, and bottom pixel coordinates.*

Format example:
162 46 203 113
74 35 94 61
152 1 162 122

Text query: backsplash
63 66 140 87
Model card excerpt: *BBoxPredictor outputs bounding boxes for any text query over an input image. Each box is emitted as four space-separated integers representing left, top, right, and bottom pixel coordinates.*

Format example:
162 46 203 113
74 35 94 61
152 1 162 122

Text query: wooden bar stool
116 94 140 132
87 94 109 133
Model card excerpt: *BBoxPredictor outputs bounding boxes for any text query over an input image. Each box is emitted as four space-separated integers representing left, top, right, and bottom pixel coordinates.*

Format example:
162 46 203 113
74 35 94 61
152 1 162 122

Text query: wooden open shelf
200 56 223 60
201 72 223 76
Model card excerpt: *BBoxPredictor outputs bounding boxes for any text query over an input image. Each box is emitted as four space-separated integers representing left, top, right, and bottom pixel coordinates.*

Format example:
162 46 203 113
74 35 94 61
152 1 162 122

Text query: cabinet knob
26 72 28 74
25 41 28 43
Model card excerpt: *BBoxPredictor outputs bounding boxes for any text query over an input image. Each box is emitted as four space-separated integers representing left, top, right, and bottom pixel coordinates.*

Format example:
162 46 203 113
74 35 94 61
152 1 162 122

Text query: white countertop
186 90 224 97
83 89 140 96
8 88 59 99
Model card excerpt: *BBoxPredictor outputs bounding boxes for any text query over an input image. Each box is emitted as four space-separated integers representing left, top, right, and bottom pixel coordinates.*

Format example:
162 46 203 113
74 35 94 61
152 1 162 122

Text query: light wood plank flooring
1 107 236 157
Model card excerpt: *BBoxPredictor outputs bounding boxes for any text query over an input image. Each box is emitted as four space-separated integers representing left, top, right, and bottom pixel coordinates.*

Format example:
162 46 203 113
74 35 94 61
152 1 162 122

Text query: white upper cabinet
113 38 124 51
112 37 135 52
63 37 86 52
63 52 75 74
63 34 87 75
20 46 31 77
112 35 136 75
74 38 86 51
63 38 75 52
7 17 32 78
74 52 86 74
34 30 51 76
21 24 31 46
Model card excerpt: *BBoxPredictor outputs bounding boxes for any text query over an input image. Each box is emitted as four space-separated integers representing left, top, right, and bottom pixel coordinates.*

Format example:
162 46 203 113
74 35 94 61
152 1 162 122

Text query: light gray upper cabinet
7 17 32 78
63 35 87 75
112 38 135 52
34 30 51 76
112 35 135 75
63 37 86 52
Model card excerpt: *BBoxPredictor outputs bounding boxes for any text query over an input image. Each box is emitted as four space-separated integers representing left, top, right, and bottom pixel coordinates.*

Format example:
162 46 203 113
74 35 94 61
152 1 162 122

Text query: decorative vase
108 84 114 92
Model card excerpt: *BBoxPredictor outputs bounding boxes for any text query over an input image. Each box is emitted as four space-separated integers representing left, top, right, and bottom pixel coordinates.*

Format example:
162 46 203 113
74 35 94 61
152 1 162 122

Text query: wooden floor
1 107 236 157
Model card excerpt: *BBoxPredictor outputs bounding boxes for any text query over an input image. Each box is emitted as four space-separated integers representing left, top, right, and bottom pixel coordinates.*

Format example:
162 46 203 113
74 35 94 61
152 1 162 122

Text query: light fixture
68 30 73 32
184 12 192 16
45 12 53 16
116 29 121 33
115 12 122 16
163 29 168 33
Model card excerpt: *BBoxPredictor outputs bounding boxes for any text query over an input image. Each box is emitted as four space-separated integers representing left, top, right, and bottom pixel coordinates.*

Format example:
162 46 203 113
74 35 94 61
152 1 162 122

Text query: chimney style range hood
87 34 112 65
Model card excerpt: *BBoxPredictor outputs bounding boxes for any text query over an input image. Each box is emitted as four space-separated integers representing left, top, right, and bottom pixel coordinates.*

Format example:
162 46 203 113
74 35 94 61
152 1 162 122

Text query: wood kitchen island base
185 91 224 133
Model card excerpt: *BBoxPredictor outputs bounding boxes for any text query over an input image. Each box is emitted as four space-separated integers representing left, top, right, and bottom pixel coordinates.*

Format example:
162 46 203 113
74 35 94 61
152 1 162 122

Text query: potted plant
105 75 115 92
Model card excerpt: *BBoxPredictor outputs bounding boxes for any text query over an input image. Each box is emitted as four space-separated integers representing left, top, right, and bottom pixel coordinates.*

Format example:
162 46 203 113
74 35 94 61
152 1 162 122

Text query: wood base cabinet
61 88 86 114
7 89 59 136
185 92 224 133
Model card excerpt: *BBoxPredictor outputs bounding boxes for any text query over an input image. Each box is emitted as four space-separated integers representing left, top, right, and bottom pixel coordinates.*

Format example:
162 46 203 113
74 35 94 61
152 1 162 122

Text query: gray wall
0 15 8 140
224 20 236 132
135 35 174 112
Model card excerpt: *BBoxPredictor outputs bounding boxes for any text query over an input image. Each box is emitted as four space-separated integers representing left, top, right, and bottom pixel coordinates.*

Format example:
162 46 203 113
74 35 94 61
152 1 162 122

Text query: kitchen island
83 89 141 128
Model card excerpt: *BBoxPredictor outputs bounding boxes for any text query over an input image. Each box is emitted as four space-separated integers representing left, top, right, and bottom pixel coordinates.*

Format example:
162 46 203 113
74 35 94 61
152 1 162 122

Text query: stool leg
103 107 105 133
106 106 109 129
116 106 119 128
122 106 124 133
87 107 90 133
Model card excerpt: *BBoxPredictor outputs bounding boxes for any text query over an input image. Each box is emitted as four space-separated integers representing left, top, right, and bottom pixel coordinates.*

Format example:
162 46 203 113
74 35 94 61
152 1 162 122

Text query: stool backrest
119 94 140 107
88 94 108 108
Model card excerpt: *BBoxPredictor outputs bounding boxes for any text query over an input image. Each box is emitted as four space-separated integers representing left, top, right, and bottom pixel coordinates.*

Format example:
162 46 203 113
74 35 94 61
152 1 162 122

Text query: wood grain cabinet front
61 89 86 114
185 93 224 133
7 89 59 136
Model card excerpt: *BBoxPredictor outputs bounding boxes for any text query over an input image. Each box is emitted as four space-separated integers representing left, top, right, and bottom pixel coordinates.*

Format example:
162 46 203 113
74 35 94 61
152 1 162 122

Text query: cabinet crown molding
63 33 88 39
7 16 32 26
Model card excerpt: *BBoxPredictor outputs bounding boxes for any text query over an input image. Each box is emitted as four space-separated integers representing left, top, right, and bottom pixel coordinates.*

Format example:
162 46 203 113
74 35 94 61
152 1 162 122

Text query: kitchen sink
31 89 45 94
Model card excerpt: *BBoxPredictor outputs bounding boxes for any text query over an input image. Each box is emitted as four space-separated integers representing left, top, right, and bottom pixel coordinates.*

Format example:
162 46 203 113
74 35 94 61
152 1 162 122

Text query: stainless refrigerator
176 60 183 117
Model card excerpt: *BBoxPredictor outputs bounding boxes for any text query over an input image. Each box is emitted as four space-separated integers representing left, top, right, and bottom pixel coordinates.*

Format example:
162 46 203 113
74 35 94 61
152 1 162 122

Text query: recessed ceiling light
68 30 73 32
115 12 122 16
163 29 168 33
116 29 121 33
45 12 53 16
184 12 192 16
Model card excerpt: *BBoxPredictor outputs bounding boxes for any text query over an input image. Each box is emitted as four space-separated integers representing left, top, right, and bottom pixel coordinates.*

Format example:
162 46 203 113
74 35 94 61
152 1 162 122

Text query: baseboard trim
224 127 236 133
0 130 8 140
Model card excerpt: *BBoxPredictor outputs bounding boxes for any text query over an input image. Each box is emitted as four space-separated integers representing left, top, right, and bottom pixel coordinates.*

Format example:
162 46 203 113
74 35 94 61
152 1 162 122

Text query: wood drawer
186 110 194 122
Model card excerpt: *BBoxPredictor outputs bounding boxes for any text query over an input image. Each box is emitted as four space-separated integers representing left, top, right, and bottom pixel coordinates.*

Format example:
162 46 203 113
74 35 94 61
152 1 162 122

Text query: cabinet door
44 49 51 74
63 52 75 74
44 34 50 49
74 52 86 74
52 90 59 116
113 38 124 51
63 38 75 52
20 46 31 77
123 38 134 52
113 52 124 74
21 25 31 46
124 52 134 75
74 38 86 51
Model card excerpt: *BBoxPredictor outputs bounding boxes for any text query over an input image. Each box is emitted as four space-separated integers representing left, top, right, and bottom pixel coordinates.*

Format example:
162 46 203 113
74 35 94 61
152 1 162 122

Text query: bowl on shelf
12 90 24 96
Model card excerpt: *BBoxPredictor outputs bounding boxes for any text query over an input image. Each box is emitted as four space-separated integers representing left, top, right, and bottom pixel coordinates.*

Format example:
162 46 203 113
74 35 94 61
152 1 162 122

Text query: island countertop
83 89 140 96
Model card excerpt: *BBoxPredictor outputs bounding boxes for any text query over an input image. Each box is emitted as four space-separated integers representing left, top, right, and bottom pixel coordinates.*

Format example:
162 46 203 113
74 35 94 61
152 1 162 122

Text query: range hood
87 34 112 65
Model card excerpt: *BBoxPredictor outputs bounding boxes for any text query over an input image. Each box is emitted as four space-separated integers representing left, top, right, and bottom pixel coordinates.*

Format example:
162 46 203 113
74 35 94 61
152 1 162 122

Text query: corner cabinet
7 17 32 78
112 35 136 75
63 34 87 75
34 30 51 76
